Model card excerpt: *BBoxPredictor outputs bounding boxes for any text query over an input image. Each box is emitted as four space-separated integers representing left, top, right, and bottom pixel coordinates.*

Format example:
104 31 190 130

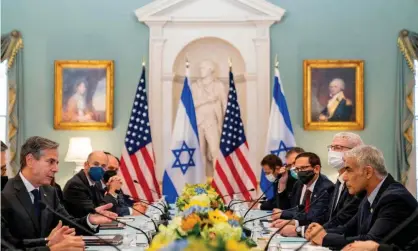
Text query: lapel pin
44 193 47 197
370 208 373 213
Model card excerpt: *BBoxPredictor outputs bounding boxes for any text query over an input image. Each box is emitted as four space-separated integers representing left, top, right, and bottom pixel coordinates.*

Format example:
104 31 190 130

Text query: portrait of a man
54 60 114 130
304 60 364 130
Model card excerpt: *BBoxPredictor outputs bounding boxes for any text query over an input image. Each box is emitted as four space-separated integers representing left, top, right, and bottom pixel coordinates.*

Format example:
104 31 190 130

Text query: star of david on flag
171 142 196 175
261 59 297 200
162 61 204 203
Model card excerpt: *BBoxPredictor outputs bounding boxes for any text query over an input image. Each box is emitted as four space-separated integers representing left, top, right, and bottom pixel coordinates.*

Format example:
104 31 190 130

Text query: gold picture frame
303 59 364 130
54 60 114 130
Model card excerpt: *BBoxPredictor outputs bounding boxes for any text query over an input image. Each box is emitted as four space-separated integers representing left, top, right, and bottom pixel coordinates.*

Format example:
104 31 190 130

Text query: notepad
276 236 306 242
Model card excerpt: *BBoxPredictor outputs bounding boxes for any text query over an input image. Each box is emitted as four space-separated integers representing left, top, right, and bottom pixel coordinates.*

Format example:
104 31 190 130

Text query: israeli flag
260 62 296 199
162 63 204 203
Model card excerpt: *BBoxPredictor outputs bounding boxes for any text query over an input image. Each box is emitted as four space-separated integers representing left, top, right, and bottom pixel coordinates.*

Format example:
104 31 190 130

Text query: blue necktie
360 200 371 234
31 189 41 220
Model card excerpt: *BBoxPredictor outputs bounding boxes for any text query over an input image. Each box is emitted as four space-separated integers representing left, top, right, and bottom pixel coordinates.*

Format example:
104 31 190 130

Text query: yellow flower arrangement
181 213 201 232
208 209 228 224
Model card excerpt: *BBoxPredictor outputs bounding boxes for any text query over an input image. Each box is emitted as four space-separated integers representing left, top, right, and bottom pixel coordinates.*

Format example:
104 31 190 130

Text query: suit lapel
40 186 53 237
13 175 40 234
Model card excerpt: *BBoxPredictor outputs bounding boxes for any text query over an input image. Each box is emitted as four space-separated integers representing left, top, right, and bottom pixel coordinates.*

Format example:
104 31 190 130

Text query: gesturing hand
88 203 118 225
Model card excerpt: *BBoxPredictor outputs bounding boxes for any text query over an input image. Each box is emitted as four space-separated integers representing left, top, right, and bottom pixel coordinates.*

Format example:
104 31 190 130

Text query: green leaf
245 238 257 247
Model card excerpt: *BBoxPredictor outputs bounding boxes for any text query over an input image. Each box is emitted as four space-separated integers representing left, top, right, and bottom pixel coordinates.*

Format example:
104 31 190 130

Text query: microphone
130 197 166 214
242 205 303 225
293 191 366 251
243 178 279 218
227 197 266 211
221 188 256 199
86 207 150 244
381 208 418 244
127 204 159 232
38 201 121 251
264 191 329 251
1 238 18 251
132 180 169 214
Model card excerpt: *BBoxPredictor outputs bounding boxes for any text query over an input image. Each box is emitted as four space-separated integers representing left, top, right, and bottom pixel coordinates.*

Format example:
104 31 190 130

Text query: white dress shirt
368 176 387 205
334 175 345 210
19 172 97 230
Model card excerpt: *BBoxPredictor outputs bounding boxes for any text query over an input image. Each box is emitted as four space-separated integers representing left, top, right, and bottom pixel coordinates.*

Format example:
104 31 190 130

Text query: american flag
119 65 161 202
212 68 257 202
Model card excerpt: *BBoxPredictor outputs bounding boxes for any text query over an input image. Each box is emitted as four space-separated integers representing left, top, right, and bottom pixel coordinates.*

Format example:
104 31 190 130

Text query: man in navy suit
306 145 418 250
271 152 334 237
323 132 365 229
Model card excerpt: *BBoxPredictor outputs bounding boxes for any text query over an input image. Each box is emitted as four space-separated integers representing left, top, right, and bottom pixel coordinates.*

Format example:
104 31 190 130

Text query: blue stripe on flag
181 77 199 138
162 171 178 204
273 76 294 134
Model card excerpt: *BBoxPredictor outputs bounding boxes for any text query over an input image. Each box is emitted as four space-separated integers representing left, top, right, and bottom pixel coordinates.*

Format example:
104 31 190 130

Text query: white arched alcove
135 0 285 183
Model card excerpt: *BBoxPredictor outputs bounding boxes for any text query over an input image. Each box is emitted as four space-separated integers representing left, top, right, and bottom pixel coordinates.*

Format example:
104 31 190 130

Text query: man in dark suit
271 152 334 237
323 132 364 229
1 136 116 250
259 148 302 210
306 145 418 250
63 150 108 218
102 170 147 217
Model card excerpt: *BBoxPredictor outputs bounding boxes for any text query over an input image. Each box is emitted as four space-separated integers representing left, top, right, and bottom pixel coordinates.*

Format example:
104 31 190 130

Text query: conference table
86 207 330 251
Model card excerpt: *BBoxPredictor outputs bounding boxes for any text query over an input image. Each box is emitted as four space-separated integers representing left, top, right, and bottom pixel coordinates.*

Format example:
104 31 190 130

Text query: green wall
2 0 418 186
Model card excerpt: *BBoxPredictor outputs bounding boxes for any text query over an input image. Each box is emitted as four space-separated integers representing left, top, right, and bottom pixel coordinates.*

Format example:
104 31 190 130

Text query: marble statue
191 60 227 175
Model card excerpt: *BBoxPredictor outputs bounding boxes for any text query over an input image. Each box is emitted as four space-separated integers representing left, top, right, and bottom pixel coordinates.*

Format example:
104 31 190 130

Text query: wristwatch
295 226 302 237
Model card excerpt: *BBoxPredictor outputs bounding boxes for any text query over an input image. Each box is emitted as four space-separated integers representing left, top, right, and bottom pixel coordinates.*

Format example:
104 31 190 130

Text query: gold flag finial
275 54 279 68
142 56 146 67
186 56 190 69
228 57 232 69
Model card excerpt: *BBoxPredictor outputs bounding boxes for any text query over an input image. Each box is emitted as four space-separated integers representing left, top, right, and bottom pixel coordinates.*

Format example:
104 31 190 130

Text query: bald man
319 78 353 122
63 151 108 217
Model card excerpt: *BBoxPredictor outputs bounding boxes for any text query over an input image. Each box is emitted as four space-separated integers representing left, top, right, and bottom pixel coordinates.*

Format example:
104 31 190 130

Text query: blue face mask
88 166 105 182
290 169 298 180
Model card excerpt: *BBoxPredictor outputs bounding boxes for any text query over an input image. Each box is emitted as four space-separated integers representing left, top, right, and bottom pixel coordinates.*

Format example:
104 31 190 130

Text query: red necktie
304 190 312 213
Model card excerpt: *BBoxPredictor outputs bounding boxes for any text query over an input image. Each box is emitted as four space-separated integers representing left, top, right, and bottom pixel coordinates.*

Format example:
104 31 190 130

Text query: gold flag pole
275 54 279 68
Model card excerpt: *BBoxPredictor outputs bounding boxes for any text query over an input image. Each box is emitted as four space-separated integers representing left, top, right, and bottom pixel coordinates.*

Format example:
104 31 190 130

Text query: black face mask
297 170 315 184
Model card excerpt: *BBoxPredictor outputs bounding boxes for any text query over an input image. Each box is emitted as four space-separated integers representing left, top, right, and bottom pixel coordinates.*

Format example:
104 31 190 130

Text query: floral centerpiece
176 183 224 212
148 184 256 251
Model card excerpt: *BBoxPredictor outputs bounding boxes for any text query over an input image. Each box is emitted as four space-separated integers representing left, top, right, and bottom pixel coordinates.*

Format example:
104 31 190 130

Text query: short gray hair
333 132 364 148
344 145 387 177
20 136 59 169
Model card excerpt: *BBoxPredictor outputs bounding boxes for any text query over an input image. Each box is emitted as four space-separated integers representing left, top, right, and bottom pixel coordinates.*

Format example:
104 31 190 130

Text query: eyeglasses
293 165 312 172
327 145 352 151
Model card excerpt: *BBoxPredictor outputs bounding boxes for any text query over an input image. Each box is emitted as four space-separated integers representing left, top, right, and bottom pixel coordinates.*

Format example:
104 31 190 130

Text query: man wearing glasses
322 132 365 229
271 152 334 237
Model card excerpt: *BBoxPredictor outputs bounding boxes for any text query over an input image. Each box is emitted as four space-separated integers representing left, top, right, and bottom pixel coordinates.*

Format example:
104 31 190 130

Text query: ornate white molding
134 0 285 182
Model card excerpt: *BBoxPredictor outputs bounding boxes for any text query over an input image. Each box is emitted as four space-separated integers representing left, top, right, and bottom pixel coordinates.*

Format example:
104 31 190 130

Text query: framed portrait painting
54 60 114 130
303 60 364 130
